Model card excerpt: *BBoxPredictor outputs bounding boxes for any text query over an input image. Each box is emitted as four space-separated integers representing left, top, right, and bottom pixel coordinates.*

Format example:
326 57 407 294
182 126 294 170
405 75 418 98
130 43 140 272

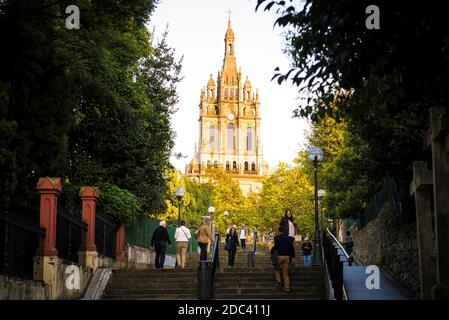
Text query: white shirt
239 228 247 240
288 220 295 238
174 226 191 242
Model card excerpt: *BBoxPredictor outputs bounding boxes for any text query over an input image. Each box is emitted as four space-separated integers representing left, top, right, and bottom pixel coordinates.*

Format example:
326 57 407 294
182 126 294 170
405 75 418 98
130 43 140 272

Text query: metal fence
0 208 45 279
95 210 117 259
125 215 198 254
359 176 404 228
56 204 87 263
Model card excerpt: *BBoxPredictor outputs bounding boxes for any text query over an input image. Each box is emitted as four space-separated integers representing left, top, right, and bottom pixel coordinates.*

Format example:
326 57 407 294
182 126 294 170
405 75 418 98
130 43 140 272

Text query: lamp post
208 206 215 234
318 189 326 232
308 146 324 266
174 187 185 227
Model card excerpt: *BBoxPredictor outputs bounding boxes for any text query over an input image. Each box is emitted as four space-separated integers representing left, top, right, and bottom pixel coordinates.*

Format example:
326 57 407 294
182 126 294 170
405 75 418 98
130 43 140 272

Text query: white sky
149 0 310 171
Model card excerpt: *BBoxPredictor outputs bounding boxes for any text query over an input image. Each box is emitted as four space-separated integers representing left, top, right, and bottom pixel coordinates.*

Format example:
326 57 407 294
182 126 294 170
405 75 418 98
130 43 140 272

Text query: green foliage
257 163 315 237
257 1 442 219
97 183 142 225
257 0 449 119
0 0 182 216
0 82 17 207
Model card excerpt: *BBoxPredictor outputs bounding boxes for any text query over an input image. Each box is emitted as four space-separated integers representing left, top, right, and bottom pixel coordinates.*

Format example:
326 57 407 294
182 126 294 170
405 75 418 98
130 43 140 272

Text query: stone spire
221 20 238 85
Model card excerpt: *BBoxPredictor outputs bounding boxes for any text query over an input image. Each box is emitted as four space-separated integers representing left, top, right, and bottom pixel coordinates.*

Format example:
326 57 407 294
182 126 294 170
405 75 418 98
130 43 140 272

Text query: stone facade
348 203 420 297
186 20 268 195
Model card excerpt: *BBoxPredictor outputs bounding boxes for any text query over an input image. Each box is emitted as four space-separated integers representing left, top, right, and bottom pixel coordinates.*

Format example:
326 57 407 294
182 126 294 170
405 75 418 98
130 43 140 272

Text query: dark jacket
225 233 239 251
344 235 354 250
301 241 313 256
151 226 171 247
271 233 294 257
279 217 297 237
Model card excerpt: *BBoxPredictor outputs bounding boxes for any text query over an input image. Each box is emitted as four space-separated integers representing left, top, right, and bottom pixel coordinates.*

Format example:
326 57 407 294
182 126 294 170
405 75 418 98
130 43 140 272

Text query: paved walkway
331 239 410 300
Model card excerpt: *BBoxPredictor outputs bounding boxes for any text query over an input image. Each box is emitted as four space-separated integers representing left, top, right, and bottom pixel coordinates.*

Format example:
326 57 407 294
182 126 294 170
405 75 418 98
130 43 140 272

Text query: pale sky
149 0 310 171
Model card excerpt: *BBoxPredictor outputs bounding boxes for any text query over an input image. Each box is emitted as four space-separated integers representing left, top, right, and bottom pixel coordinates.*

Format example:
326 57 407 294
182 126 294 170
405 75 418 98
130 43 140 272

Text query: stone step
215 271 323 278
214 281 323 288
113 268 197 274
107 279 198 287
214 287 323 295
214 293 323 300
104 288 197 295
103 294 197 300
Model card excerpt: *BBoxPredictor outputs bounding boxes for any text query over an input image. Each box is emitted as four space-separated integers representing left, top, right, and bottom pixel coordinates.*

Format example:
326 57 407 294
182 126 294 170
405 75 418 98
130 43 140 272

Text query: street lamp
174 187 185 227
318 189 326 232
308 146 324 266
208 206 215 234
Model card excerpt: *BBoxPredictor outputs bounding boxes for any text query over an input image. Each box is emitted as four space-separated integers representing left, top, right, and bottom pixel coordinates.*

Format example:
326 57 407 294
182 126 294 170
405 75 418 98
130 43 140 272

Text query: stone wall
125 244 176 269
348 203 420 297
0 275 49 300
56 260 92 300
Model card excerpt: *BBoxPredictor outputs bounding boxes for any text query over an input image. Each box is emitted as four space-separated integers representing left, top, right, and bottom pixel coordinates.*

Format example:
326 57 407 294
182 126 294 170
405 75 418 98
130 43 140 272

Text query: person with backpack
279 209 297 266
150 220 171 269
196 217 214 261
225 227 239 268
271 225 294 293
301 237 313 268
174 220 191 269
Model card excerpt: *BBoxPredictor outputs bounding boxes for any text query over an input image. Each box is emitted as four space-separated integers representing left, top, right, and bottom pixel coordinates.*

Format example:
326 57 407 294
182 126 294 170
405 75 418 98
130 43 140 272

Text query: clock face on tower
227 113 235 121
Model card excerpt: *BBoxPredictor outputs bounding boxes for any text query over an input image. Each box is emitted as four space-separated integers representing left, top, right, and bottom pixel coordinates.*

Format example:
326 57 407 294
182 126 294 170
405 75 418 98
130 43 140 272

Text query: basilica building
186 20 269 194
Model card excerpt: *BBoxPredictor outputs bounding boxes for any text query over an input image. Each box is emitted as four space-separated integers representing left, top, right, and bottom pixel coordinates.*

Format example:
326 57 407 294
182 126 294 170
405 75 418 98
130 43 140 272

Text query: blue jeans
303 255 312 268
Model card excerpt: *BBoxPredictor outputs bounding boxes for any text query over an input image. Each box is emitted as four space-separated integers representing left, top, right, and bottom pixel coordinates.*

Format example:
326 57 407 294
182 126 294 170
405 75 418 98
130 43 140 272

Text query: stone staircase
102 268 198 300
213 246 325 299
102 243 325 300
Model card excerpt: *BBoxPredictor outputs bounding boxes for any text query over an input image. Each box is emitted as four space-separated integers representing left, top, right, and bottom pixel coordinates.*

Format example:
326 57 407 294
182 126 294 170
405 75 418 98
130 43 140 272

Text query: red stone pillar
79 187 100 251
36 177 62 256
115 225 125 262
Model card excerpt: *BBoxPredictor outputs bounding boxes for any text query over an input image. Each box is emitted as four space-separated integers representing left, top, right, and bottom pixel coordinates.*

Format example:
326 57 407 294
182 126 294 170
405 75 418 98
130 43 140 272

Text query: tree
257 162 315 237
257 1 442 216
0 1 184 224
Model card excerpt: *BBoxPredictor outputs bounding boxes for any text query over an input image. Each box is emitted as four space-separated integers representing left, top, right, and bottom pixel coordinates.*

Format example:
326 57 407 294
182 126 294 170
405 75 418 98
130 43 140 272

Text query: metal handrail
211 233 220 279
326 228 350 259
252 232 257 253
326 228 362 266
198 233 219 300
322 230 347 300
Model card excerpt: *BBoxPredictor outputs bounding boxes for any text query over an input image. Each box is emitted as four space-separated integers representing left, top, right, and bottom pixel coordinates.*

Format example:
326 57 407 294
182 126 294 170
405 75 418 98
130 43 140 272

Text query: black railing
198 233 220 300
95 210 117 259
211 233 220 279
323 230 344 300
0 209 45 279
56 204 87 263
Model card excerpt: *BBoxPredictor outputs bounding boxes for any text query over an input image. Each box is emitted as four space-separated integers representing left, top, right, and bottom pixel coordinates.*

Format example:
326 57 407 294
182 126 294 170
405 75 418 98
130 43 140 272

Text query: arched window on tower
209 126 215 150
226 161 230 170
214 161 218 168
246 127 253 151
235 88 239 98
244 162 249 171
228 43 232 54
210 89 213 99
252 162 256 172
232 161 237 170
227 124 235 150
207 160 211 168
